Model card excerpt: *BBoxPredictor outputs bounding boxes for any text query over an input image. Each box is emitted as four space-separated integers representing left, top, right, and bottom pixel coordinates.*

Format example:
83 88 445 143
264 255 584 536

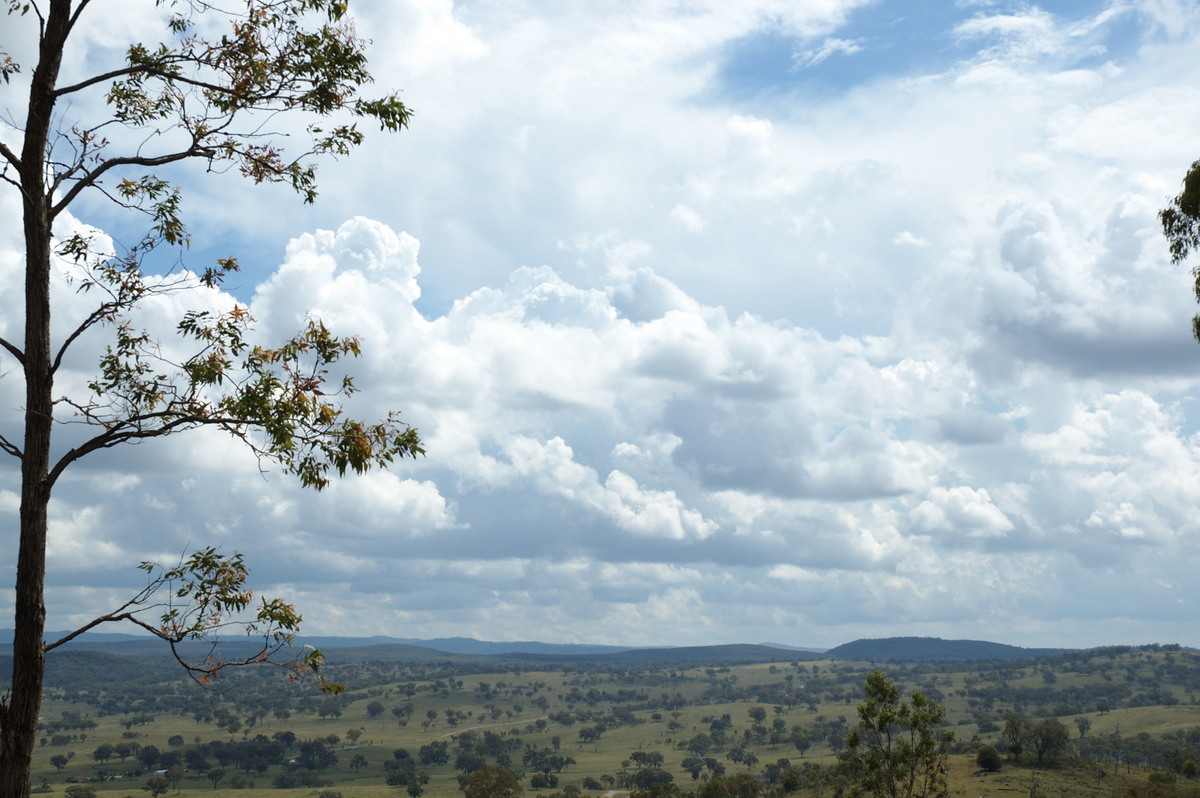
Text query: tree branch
54 60 195 98
67 0 95 29
48 411 212 487
0 139 19 171
43 610 142 653
0 334 24 365
51 303 119 375
50 146 206 219
0 432 21 459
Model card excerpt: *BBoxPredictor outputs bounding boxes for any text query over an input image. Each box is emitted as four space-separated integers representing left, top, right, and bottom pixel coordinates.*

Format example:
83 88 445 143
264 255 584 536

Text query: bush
977 745 1003 773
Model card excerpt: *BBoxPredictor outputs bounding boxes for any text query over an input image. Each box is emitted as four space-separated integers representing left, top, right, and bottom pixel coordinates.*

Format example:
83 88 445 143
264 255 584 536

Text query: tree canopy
460 765 524 798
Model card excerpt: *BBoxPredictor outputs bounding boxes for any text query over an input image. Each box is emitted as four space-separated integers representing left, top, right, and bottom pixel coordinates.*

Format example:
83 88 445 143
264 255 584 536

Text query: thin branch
47 403 283 489
56 63 244 100
92 616 273 685
0 334 23 365
27 0 45 35
0 139 19 171
67 0 95 29
0 169 22 192
0 432 21 459
53 60 186 98
43 609 142 653
43 564 165 652
48 412 206 486
51 303 118 374
50 146 206 218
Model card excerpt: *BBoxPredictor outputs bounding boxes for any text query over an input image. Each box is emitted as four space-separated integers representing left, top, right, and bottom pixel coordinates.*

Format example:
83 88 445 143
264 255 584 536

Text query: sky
4 0 1200 651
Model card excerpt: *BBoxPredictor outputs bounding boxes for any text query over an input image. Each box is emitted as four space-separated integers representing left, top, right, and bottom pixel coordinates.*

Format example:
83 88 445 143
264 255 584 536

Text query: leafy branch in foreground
44 549 345 693
1160 160 1200 341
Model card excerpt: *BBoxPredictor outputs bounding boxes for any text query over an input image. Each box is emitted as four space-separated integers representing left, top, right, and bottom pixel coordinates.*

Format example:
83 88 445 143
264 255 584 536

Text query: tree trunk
0 3 69 795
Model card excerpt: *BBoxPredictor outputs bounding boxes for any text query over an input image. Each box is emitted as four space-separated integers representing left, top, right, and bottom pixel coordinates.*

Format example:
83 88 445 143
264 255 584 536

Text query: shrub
977 745 1003 773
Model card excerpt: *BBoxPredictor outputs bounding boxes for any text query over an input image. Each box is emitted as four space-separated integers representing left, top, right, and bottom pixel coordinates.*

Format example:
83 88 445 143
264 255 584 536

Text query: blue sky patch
709 1 1143 110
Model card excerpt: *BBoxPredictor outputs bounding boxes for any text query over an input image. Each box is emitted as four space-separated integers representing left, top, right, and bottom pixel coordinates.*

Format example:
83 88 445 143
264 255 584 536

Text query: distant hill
301 635 634 657
506 643 820 666
0 640 813 687
0 630 1070 666
826 636 1072 662
762 642 827 653
2 630 634 659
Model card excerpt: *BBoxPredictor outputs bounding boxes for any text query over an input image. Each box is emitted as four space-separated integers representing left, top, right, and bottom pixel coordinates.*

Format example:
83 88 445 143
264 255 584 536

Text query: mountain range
0 630 1085 665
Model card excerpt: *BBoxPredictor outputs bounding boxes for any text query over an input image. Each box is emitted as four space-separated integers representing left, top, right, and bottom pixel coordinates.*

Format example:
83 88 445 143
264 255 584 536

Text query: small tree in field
142 776 169 798
0 1 421 795
976 744 1002 773
460 766 523 798
843 671 954 798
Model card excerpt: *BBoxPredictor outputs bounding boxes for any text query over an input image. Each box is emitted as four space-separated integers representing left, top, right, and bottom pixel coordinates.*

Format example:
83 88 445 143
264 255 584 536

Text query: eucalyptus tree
1162 160 1200 338
843 671 954 798
0 0 420 793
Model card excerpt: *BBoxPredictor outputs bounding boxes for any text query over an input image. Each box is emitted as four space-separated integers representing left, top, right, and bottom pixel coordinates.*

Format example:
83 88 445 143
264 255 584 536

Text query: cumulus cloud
5 0 1200 649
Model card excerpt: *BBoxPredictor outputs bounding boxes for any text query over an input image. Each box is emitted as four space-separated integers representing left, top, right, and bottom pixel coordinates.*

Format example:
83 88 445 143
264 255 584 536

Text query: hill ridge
826 636 1072 662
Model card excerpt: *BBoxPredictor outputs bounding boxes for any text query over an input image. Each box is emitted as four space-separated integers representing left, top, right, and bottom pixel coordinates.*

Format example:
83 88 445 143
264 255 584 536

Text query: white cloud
6 0 1200 649
894 231 929 248
911 486 1015 538
670 204 705 233
794 36 865 67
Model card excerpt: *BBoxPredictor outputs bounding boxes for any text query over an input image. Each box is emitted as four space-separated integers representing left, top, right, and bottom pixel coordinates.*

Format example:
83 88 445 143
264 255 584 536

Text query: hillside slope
827 636 1071 662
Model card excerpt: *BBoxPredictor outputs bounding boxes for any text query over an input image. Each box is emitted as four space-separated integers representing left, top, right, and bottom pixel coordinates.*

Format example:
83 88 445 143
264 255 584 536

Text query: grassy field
27 649 1200 796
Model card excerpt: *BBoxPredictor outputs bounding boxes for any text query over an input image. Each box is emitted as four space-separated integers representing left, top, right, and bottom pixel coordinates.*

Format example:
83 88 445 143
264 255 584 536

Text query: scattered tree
142 777 169 798
1002 715 1031 760
530 772 559 789
1029 718 1070 764
91 742 114 764
460 765 523 798
137 744 160 770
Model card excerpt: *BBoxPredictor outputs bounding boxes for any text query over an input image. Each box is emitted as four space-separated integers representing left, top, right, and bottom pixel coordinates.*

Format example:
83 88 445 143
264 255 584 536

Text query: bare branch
51 303 119 375
0 433 20 460
0 140 19 171
67 0 96 29
48 411 210 487
0 334 23 365
43 610 141 653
